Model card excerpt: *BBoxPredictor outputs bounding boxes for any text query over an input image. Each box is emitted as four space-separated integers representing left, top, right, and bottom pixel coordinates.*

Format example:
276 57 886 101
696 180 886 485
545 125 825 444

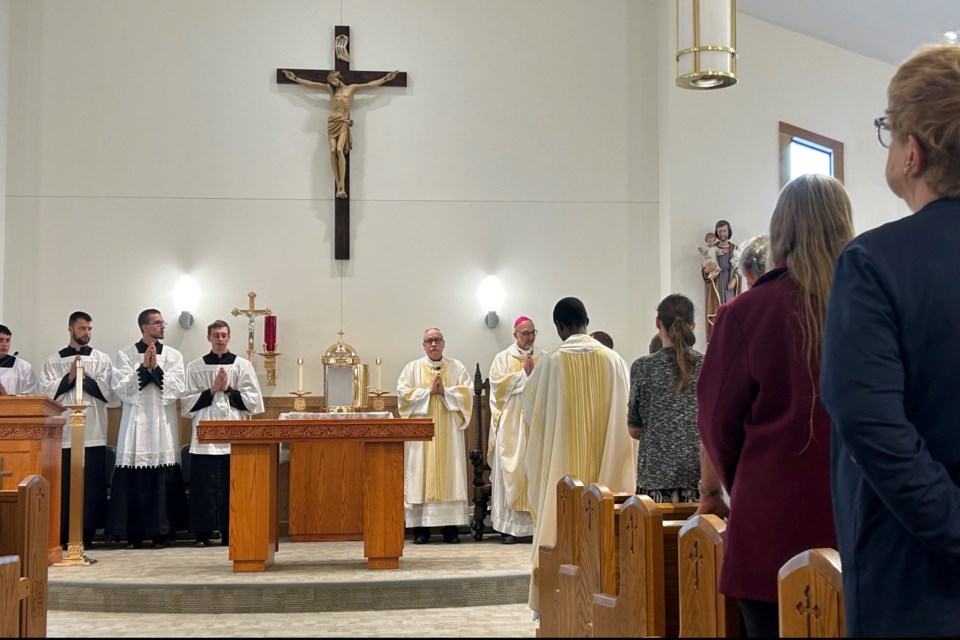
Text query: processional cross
278 25 407 260
231 291 271 362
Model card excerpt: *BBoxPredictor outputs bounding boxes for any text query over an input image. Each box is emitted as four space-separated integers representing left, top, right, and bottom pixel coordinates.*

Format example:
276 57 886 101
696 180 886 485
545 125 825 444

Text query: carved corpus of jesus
282 69 398 198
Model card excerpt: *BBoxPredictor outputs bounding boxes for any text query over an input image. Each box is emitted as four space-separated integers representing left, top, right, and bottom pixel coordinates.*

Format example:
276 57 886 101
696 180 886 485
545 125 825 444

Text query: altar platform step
48 536 532 615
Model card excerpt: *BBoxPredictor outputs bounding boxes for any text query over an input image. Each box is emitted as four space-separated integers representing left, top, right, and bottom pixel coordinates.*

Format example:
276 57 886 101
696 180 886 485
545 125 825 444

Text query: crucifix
231 291 272 362
278 25 408 260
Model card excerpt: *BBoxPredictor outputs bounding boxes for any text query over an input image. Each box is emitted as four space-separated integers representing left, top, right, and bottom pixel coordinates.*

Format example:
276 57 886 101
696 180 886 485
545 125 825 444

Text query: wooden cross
795 584 822 636
230 291 271 362
687 540 705 590
278 25 407 260
0 456 11 488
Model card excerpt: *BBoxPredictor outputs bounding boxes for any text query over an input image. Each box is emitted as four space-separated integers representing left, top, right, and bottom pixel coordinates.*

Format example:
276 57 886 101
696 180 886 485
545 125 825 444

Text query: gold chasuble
397 357 473 527
522 333 636 612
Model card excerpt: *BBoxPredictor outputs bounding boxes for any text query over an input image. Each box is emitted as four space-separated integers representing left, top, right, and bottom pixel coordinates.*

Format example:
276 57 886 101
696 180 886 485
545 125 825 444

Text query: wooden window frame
778 122 844 187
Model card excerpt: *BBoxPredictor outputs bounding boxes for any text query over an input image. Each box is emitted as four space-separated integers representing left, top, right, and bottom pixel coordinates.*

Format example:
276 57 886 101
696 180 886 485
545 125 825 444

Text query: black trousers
738 598 779 638
59 446 107 545
188 453 231 542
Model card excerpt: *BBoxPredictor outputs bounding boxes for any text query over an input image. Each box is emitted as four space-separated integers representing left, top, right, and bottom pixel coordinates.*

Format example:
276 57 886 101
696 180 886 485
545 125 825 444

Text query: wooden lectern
0 397 65 565
197 417 433 572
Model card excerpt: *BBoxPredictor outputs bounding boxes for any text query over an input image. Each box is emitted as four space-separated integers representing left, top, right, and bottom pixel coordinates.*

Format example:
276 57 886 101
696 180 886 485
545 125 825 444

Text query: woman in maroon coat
697 173 854 637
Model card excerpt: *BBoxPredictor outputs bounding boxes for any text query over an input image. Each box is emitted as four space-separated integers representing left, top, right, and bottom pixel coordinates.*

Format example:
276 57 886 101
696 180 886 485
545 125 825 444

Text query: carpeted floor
47 535 539 637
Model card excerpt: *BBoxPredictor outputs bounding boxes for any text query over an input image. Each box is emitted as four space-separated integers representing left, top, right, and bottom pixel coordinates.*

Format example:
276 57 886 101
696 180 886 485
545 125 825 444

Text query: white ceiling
737 0 960 66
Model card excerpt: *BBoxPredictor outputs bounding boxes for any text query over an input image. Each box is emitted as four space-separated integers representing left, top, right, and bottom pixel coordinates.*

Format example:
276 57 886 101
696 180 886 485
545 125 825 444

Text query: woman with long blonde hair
697 173 854 638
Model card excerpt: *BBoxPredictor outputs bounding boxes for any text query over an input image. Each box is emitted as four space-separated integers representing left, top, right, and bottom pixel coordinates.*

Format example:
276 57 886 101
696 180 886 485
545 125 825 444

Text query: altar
196 416 433 572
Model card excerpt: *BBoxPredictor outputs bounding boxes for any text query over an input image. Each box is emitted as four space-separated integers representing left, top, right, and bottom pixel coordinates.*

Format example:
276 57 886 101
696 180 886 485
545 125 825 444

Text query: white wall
0 0 10 319
2 0 660 392
1 1 912 394
660 11 903 347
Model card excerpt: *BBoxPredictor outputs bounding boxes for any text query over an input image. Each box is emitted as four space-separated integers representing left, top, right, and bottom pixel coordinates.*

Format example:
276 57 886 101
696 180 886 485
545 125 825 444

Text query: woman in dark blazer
823 44 960 637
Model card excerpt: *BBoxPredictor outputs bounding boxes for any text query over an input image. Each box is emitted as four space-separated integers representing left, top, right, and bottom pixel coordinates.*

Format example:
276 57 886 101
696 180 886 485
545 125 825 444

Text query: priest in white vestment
488 315 543 543
181 320 264 547
0 324 39 395
523 297 637 614
39 311 118 548
107 309 187 549
397 328 473 544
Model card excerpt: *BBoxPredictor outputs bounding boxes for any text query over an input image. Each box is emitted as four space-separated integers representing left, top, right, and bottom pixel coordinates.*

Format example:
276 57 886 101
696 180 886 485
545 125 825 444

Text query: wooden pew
778 548 844 638
0 556 23 638
590 492 662 637
678 514 739 637
537 476 583 638
0 475 50 638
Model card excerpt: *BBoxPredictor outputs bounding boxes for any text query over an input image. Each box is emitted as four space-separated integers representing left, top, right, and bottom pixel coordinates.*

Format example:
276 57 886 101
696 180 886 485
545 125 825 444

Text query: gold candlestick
289 390 313 412
260 345 281 386
54 404 96 566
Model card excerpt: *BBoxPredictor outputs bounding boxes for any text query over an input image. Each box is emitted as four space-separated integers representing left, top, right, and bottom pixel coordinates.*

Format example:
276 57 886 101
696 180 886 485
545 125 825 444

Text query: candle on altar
264 315 277 352
297 356 303 392
376 357 382 393
76 358 84 405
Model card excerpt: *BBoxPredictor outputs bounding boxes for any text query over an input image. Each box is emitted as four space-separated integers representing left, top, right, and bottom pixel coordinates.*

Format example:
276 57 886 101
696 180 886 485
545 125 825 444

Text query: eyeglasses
517 330 538 337
149 321 168 327
874 116 893 148
423 338 444 345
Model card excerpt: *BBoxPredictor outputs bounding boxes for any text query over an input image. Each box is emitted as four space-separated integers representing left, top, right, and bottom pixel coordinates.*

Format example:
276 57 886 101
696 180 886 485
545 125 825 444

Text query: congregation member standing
823 44 960 636
0 324 38 395
108 309 187 549
523 297 636 615
397 328 472 545
697 174 852 637
627 294 702 503
39 311 118 549
181 320 263 547
488 315 543 544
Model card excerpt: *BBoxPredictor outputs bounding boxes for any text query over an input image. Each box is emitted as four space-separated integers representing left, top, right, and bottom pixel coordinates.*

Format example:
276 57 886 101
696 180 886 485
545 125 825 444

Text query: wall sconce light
478 275 504 329
676 0 738 90
174 275 201 329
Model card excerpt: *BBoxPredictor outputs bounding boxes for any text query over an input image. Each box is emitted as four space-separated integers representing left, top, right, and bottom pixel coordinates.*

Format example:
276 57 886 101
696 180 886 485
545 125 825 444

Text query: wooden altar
0 396 66 565
196 417 433 572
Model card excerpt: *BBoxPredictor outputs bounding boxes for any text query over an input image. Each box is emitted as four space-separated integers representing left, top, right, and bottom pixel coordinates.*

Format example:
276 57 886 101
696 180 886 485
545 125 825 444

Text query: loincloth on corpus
328 114 353 152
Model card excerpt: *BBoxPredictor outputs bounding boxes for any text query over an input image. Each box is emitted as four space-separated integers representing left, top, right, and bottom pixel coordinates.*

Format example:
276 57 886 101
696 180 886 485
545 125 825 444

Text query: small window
779 122 844 187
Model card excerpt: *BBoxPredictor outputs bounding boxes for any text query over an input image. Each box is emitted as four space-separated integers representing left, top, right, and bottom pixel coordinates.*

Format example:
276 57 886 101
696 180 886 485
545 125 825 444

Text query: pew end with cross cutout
677 514 740 637
778 547 844 638
0 474 50 638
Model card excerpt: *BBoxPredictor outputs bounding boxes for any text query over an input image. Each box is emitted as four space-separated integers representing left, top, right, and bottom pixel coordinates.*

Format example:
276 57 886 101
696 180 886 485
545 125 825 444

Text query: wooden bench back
678 514 739 637
778 548 844 638
537 475 583 638
0 475 49 638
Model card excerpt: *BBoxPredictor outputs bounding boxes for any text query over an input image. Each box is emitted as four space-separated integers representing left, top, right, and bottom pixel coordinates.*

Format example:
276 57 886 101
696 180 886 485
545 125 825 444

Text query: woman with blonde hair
627 294 702 503
823 44 960 636
697 173 853 637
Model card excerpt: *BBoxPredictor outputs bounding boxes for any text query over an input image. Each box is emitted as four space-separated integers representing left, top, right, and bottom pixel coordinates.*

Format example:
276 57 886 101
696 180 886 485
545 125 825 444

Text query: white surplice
112 341 185 468
522 333 637 613
0 356 39 396
397 356 473 527
488 343 544 537
181 353 264 455
39 347 118 448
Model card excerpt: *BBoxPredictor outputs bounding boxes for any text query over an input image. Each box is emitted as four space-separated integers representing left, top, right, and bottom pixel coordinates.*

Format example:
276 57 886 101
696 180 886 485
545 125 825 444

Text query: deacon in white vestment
488 316 543 543
181 320 264 547
523 298 637 614
107 309 187 549
39 311 118 547
0 324 39 396
397 328 473 544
